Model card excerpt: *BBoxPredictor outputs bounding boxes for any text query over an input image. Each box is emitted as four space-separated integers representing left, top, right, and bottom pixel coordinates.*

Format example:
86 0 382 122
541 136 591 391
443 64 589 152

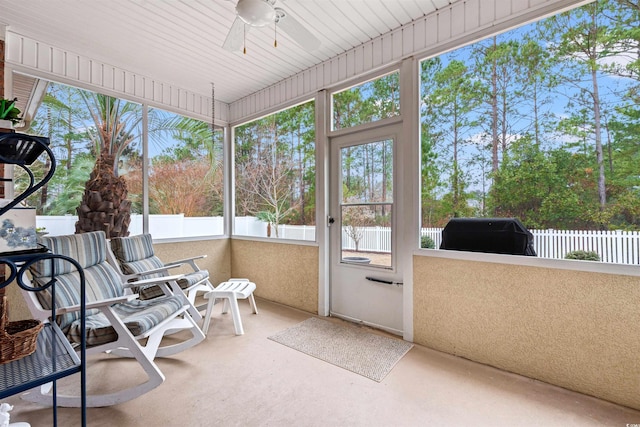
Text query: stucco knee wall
413 255 640 410
231 239 318 314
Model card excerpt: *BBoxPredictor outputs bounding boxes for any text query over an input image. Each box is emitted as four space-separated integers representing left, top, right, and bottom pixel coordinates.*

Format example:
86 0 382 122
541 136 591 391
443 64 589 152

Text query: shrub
564 250 600 261
420 235 435 249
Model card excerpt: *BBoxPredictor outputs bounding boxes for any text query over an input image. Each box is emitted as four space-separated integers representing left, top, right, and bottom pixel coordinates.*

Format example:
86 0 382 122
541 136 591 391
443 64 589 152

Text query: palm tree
74 91 219 237
75 93 141 237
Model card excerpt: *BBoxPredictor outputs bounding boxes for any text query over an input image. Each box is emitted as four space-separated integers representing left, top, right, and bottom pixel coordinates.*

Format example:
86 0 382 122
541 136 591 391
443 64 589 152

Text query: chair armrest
163 255 206 268
122 274 186 289
123 264 184 281
56 294 140 314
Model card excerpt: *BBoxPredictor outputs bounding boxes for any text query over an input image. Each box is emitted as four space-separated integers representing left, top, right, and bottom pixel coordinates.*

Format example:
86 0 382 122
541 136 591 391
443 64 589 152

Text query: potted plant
0 98 22 129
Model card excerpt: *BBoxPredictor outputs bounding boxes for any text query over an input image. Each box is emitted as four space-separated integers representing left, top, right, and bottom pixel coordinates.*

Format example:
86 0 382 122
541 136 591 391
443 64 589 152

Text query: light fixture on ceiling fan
236 0 275 26
223 0 321 54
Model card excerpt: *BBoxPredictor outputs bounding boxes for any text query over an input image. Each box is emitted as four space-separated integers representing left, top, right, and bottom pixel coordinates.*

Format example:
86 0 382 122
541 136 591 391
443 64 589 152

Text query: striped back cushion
29 232 124 331
110 234 165 279
31 231 108 277
111 233 155 263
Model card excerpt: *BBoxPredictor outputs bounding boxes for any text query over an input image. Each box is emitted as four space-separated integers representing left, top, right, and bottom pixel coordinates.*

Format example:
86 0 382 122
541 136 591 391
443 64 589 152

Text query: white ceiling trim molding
229 0 591 125
4 30 230 125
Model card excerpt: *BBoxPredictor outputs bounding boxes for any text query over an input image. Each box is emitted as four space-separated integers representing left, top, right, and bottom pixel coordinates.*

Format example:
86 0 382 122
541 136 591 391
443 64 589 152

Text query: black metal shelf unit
0 132 86 426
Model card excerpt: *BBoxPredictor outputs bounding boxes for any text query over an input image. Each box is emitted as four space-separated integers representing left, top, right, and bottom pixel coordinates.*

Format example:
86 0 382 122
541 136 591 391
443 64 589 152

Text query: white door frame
316 57 419 341
329 120 404 335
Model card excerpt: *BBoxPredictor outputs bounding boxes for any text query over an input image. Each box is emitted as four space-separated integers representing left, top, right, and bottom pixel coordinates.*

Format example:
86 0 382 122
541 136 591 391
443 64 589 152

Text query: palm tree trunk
75 149 131 237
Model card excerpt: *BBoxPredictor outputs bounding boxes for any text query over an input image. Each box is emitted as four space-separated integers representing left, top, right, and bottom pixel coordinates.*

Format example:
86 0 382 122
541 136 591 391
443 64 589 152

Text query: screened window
234 100 316 240
144 108 223 238
20 81 223 239
419 1 640 265
19 82 142 237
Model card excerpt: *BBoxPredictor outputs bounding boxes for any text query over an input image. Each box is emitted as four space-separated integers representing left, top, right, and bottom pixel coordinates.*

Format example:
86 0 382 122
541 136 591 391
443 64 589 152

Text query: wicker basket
0 296 43 364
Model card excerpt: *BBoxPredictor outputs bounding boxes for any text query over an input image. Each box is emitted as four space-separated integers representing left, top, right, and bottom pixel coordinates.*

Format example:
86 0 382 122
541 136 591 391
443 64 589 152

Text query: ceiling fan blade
223 17 249 53
275 9 320 51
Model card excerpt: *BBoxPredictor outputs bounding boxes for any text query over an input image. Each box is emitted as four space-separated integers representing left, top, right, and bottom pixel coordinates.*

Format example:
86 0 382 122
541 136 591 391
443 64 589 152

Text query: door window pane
341 204 392 268
340 140 393 268
341 140 393 204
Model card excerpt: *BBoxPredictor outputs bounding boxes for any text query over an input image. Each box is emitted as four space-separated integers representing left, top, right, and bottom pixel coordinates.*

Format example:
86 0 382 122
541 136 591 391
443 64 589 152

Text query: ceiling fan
223 0 321 53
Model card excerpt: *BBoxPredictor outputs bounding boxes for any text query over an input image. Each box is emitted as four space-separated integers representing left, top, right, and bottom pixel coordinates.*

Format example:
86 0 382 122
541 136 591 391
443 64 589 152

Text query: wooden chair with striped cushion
19 231 205 407
109 233 215 319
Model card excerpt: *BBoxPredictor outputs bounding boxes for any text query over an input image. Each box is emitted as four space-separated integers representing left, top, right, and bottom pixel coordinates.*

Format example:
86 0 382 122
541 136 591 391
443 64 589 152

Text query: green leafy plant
0 98 22 125
256 210 278 237
565 250 600 261
420 235 435 249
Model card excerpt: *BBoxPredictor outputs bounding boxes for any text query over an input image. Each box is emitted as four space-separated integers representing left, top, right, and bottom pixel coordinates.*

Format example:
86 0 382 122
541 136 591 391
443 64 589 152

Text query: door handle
366 276 403 286
327 216 335 226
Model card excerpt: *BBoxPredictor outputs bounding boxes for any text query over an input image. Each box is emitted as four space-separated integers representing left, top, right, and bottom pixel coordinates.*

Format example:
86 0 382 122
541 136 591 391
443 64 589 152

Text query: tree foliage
26 83 223 234
235 101 315 232
24 0 640 237
419 0 640 231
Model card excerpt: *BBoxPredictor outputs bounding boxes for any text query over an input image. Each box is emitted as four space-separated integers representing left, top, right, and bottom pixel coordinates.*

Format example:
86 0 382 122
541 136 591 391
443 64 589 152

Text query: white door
329 123 403 335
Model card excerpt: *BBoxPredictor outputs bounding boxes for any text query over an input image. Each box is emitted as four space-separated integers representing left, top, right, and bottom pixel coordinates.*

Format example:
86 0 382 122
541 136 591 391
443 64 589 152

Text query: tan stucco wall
413 255 640 410
154 238 231 286
231 239 318 314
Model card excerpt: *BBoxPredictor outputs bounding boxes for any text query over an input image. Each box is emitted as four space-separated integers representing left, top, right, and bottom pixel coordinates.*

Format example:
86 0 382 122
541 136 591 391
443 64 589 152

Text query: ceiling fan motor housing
236 0 276 27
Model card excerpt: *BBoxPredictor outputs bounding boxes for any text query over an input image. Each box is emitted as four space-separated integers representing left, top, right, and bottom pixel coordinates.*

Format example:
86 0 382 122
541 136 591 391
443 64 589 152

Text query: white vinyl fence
343 226 640 265
423 227 639 265
38 214 224 239
36 216 640 265
284 224 639 265
419 227 640 265
530 229 640 265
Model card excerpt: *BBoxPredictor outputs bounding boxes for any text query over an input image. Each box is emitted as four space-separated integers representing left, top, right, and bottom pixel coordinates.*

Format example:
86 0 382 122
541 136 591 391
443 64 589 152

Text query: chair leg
23 335 166 408
104 306 205 359
248 293 258 314
167 279 202 322
186 280 216 313
154 314 206 357
202 294 218 335
227 296 244 335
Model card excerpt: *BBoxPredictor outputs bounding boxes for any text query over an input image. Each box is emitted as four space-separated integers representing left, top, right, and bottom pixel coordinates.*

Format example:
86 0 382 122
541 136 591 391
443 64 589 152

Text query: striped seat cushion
110 233 158 269
129 269 210 300
33 262 124 332
177 270 209 288
120 257 165 279
111 233 209 300
29 231 186 347
66 294 185 347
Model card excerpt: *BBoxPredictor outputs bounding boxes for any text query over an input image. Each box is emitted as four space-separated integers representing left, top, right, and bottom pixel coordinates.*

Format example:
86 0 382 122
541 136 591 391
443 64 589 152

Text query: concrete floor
5 298 640 427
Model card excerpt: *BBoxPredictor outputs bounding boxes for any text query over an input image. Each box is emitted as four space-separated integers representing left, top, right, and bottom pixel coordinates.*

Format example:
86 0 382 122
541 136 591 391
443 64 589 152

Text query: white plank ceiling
0 0 460 104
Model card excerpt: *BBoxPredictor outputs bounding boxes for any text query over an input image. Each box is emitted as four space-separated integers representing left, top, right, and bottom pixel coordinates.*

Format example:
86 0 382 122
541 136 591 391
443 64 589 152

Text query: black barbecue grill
440 217 537 256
